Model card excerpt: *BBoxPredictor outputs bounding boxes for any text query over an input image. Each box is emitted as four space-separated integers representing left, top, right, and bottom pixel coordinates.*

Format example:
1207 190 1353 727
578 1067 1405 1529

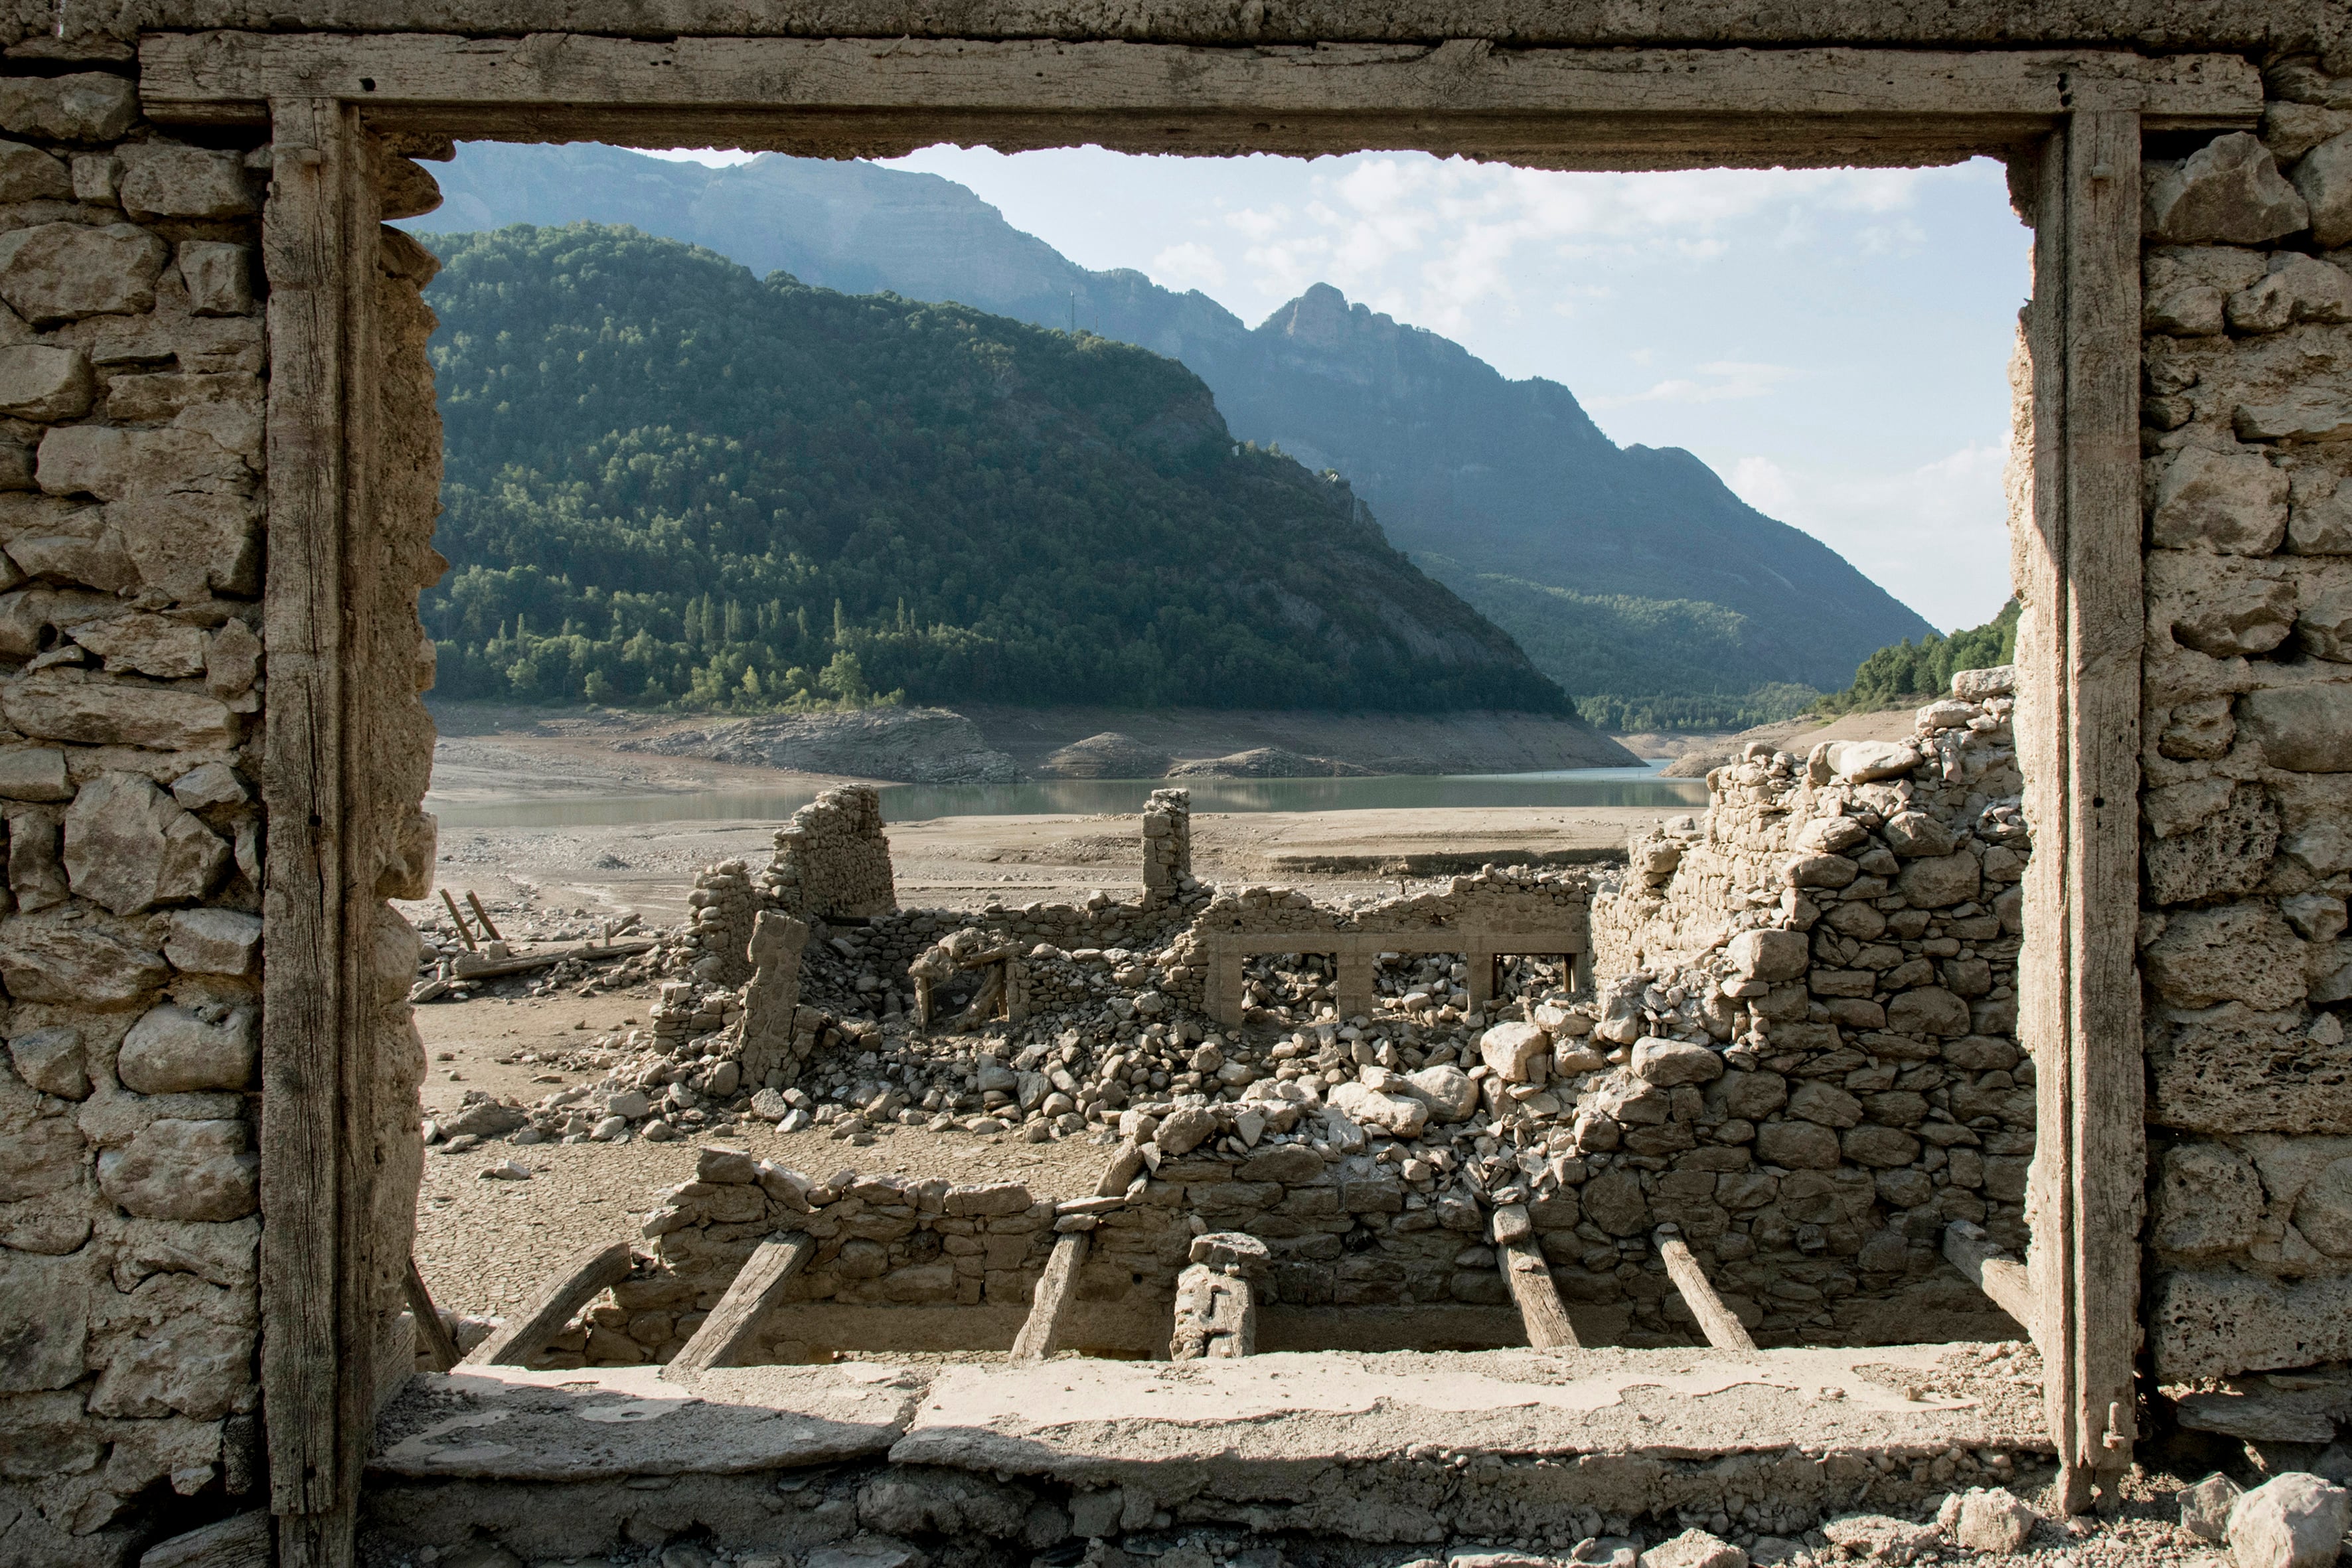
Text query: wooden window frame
137 33 2260 1561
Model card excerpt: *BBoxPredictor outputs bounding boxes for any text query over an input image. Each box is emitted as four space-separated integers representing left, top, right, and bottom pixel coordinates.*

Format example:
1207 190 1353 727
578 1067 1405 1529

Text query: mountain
418 223 1573 719
414 143 1940 720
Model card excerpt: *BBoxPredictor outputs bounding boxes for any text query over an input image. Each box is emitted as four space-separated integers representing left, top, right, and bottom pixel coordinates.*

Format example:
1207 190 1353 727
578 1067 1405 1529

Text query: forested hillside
420 224 1572 716
1817 599 2020 714
414 145 1942 724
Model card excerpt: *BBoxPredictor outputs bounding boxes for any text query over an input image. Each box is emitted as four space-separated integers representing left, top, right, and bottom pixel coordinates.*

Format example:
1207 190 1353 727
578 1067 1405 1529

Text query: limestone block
1632 1038 1723 1087
1788 1081 1863 1129
0 224 168 325
118 1004 256 1094
2153 554 2297 657
168 763 245 813
2294 131 2352 248
1842 1125 1921 1168
64 771 228 915
1880 811 1954 858
1727 927 1807 982
1581 1169 1650 1234
2290 479 2352 556
1794 815 1869 854
1784 852 1857 889
86 1314 252 1421
0 907 166 1005
6 1023 82 1098
1943 1488 2038 1553
1640 1528 1747 1568
0 345 90 421
1896 852 1979 909
2185 1473 2246 1541
2226 1473 2350 1568
2146 776 2235 839
2236 397 2352 444
117 144 257 221
1479 1020 1549 1082
2152 447 2290 555
2148 905 2309 1010
2240 685 2352 772
1822 740 1919 782
2153 1142 2266 1258
98 1118 258 1222
0 139 68 202
166 907 260 977
2154 1267 2352 1378
1327 1080 1427 1138
203 619 260 696
856 1466 1032 1539
1401 1063 1477 1121
0 74 137 141
2226 255 2352 333
7 808 64 911
37 424 251 501
2146 134 2312 244
2151 1003 2352 1134
1755 1119 1840 1169
2161 696 2238 759
175 241 254 317
68 610 205 678
2145 782 2278 905
0 1101 83 1201
1152 1104 1215 1155
3 670 240 749
1719 1069 1788 1120
0 1249 89 1391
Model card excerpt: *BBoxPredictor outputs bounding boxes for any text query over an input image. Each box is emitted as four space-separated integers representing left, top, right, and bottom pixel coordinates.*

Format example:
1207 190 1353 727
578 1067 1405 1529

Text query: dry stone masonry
2139 60 2352 1410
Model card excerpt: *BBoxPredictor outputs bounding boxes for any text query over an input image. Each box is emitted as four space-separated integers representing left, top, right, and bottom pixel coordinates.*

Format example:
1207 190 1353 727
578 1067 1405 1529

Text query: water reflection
428 764 1708 830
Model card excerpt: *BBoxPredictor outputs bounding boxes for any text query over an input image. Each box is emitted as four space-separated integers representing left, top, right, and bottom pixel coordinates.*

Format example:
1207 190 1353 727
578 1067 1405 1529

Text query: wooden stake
662 1233 814 1381
404 1256 461 1373
439 887 475 950
463 1239 634 1367
465 890 503 941
1010 1231 1089 1362
1656 1231 1758 1353
1499 1236 1579 1350
1942 1219 2037 1334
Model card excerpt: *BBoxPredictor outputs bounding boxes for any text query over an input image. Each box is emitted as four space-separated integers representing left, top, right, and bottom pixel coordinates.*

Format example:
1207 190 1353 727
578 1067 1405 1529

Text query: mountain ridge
413 143 1939 710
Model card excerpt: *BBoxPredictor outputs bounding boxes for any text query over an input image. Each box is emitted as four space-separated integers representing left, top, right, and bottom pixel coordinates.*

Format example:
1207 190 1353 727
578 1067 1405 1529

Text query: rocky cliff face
412 145 1938 698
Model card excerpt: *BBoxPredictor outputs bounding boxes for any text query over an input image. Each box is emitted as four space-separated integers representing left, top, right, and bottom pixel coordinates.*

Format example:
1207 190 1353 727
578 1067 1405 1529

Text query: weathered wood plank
259 96 366 1561
464 1240 635 1368
140 1512 272 1568
662 1233 815 1381
1656 1232 1757 1353
141 35 2260 125
404 1255 461 1373
1942 1220 2037 1334
1010 1232 1089 1363
2019 106 2145 1515
1500 1237 1579 1350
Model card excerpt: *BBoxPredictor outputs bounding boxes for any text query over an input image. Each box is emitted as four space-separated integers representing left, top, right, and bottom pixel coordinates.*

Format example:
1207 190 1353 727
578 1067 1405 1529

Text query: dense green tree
1818 599 2020 714
419 224 1570 716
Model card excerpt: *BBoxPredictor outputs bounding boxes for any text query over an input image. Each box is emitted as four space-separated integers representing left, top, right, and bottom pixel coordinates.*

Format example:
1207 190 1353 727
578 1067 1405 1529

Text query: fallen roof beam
1493 1204 1579 1349
663 1231 815 1381
463 1239 634 1368
1943 1219 2036 1335
1656 1228 1758 1354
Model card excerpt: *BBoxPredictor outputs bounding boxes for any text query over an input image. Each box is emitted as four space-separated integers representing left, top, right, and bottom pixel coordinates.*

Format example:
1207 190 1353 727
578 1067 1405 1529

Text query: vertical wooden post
259 96 381 1568
2017 104 2144 1513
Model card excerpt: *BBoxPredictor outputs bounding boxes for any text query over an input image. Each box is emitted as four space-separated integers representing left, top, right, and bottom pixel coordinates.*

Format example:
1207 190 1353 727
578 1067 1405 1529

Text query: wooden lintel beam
1656 1231 1758 1354
463 1239 635 1368
139 35 2260 157
1010 1231 1089 1362
662 1232 814 1381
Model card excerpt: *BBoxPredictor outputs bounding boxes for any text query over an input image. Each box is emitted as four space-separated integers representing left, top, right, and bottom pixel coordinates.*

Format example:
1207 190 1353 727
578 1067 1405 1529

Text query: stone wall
763 783 895 925
1140 785 1192 909
2135 73 2352 1383
1581 677 2031 1344
0 67 272 1567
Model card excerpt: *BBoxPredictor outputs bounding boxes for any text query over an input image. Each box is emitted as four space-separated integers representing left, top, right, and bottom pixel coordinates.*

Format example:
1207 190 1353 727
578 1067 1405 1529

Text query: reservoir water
428 763 1709 830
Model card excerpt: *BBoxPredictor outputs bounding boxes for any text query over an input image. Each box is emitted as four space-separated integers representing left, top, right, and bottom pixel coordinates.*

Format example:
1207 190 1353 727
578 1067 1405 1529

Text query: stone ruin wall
0 65 441 1568
1584 676 2032 1346
2133 69 2352 1389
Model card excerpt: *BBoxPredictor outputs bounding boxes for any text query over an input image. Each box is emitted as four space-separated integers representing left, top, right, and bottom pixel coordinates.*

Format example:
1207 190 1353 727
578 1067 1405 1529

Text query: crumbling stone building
2 1 2351 1565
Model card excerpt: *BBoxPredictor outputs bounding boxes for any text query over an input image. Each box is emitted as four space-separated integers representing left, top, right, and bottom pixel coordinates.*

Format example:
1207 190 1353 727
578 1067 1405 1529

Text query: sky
647 145 2032 633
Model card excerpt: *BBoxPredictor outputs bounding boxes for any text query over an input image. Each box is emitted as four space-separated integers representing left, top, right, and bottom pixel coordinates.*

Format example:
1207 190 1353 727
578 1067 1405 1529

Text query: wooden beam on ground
1656 1230 1758 1353
139 1512 272 1568
141 35 2259 167
404 1256 461 1373
1500 1237 1579 1350
463 1239 634 1368
662 1232 815 1381
1010 1232 1089 1363
1943 1219 2037 1334
2019 105 2146 1514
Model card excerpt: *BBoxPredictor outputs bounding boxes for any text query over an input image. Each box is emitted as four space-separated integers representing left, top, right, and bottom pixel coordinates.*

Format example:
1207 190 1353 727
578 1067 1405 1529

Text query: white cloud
1150 242 1227 290
1589 360 1797 409
641 147 761 166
